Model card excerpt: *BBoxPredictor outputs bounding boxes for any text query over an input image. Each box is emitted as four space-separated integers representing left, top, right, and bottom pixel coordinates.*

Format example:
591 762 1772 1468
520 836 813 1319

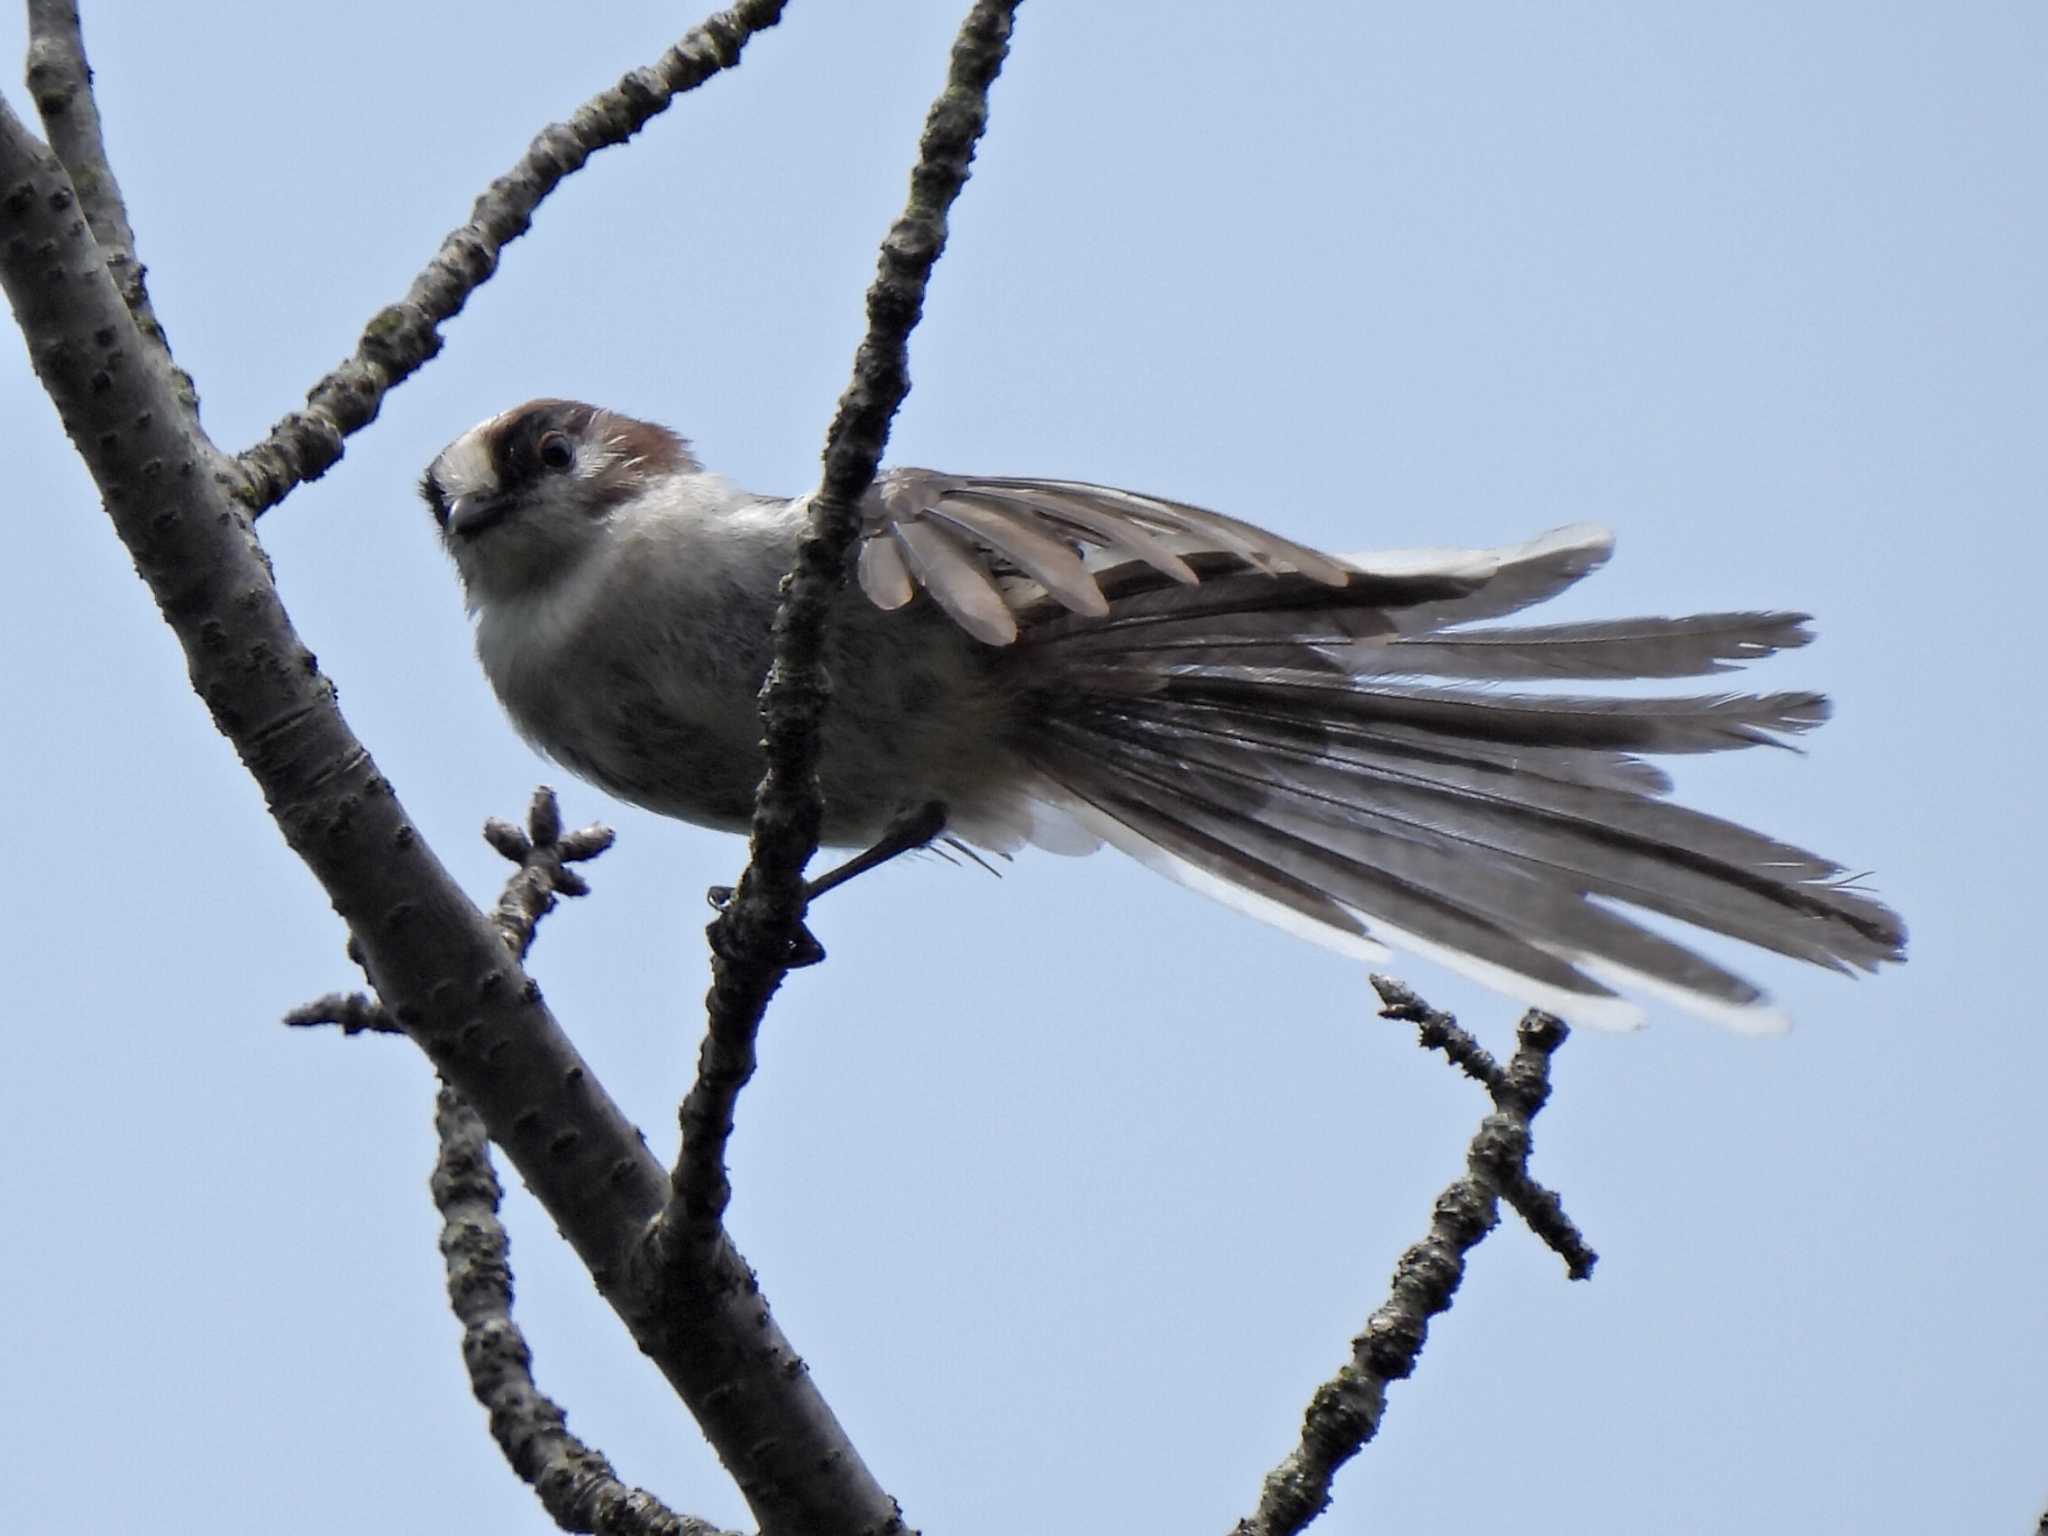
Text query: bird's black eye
537 431 575 472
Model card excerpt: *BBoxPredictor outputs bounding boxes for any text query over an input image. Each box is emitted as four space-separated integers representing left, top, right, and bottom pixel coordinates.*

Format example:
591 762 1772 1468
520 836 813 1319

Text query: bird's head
420 398 698 606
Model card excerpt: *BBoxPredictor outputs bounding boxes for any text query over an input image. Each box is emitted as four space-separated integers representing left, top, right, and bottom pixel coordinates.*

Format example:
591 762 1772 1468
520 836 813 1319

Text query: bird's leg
803 800 950 902
706 801 949 966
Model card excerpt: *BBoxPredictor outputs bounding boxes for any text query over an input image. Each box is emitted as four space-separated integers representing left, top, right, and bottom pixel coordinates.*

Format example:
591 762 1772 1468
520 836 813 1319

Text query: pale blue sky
3 4 2042 1532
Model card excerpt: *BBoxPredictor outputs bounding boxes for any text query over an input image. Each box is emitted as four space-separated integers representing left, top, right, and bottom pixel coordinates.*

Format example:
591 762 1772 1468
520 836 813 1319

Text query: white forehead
429 415 504 498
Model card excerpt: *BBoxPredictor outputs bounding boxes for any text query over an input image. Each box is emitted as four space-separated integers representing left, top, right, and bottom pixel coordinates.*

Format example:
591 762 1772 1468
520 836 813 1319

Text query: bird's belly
488 595 1020 846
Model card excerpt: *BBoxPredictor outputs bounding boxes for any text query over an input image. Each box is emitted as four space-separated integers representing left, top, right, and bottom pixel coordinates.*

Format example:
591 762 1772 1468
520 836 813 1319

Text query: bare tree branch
484 787 618 961
1374 976 1597 1279
433 1088 741 1536
234 0 790 515
22 0 183 395
1 80 891 1536
1372 975 1509 1092
286 787 610 1036
427 791 720 1533
1235 996 1581 1536
659 0 1021 1244
285 990 399 1035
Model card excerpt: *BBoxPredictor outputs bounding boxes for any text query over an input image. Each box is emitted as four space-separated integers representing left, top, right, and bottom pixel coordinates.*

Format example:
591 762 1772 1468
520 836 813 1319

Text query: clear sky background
3 4 2042 1532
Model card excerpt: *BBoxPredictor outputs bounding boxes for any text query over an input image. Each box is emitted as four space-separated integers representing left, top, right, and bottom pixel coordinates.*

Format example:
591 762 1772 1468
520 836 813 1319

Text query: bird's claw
705 885 825 966
786 924 827 968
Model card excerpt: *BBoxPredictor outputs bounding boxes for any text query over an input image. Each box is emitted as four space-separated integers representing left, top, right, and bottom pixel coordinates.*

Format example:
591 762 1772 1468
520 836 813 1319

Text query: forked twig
1236 987 1591 1535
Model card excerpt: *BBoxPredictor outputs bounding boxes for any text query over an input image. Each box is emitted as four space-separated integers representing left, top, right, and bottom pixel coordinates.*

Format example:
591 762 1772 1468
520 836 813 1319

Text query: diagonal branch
659 0 1021 1248
234 0 789 515
285 787 611 1037
22 0 184 394
2 83 889 1536
298 791 717 1528
1234 999 1581 1536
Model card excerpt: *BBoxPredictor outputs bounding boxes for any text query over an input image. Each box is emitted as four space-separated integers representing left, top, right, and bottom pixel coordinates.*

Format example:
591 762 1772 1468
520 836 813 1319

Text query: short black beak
445 494 512 540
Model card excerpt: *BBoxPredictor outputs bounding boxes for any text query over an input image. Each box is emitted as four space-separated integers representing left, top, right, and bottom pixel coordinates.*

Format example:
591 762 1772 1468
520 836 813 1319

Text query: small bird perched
422 398 1905 1032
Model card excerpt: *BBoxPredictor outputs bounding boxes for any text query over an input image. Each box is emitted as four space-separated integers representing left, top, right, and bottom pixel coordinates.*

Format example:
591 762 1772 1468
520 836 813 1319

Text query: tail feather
1152 676 1833 755
1046 737 1648 1023
1362 611 1815 681
1031 611 1814 682
1047 735 1659 1030
1047 717 1820 1001
1315 719 1679 796
1009 525 1906 1029
1044 754 1389 963
1066 703 1890 973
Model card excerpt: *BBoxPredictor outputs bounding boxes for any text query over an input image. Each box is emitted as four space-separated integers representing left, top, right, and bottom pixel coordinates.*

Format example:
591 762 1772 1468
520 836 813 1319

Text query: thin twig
1235 997 1582 1536
1370 975 1506 1093
432 1089 740 1536
22 0 187 399
285 990 399 1035
661 0 1022 1247
234 0 789 514
1373 975 1597 1279
485 786 618 960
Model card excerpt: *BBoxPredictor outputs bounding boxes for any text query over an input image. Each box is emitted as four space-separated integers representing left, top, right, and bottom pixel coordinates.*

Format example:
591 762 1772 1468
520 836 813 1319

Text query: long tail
1015 524 1907 1032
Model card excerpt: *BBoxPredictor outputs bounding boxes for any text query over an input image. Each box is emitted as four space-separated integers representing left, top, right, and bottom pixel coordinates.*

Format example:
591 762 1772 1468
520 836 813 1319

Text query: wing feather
887 518 1017 645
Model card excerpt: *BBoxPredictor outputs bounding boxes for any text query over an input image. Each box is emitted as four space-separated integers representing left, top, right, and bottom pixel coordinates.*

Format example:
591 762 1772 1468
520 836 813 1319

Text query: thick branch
286 787 609 1037
1 95 887 1536
662 0 1021 1242
1235 1002 1579 1536
433 1089 740 1536
234 0 788 514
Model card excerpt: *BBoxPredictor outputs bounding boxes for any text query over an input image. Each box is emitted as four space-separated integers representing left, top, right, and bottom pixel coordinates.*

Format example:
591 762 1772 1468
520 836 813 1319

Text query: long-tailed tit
421 399 1905 1031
